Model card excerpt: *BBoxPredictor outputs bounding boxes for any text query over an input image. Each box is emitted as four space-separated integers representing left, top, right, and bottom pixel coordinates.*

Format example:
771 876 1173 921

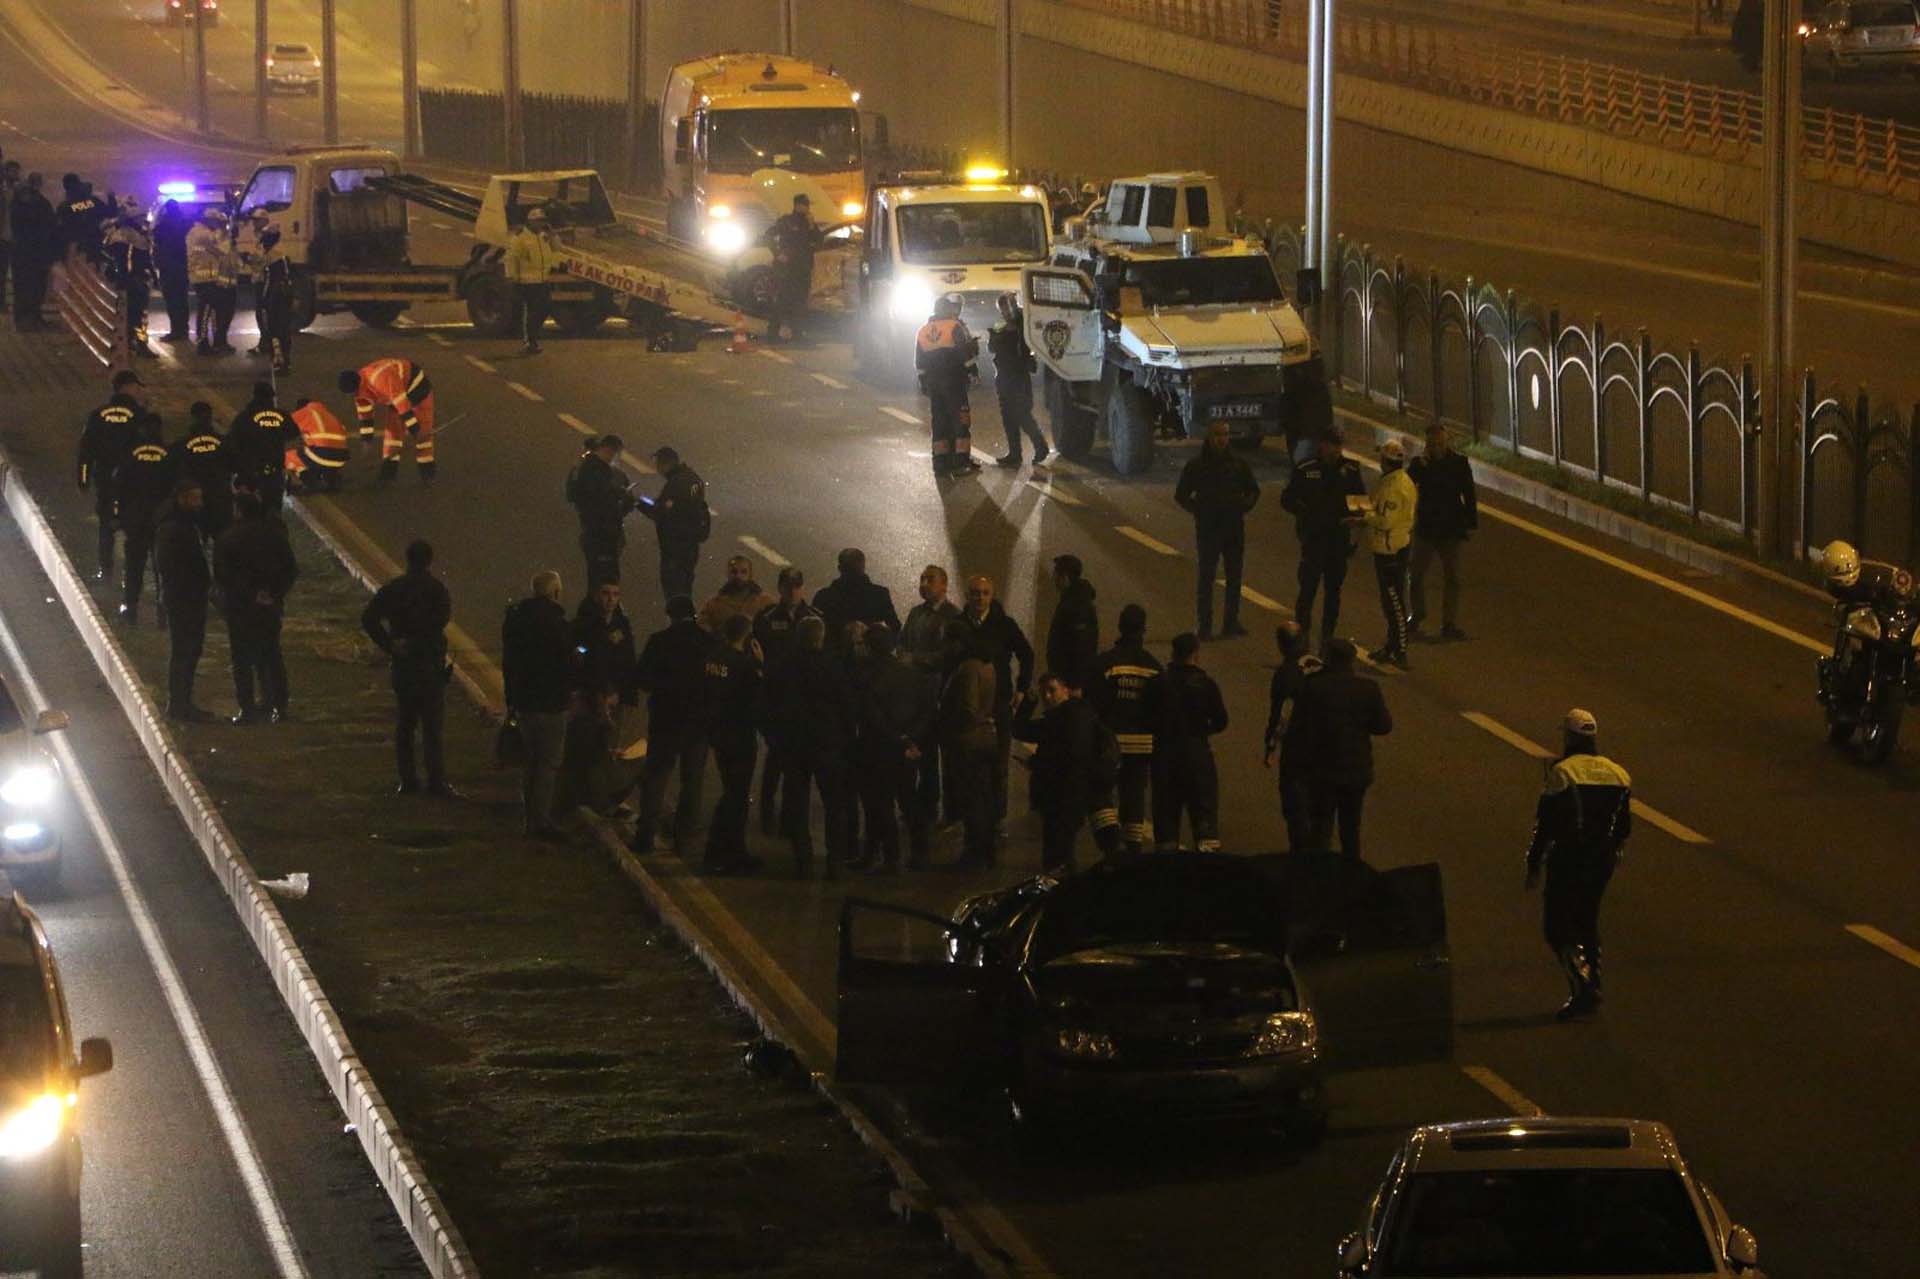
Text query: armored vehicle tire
1107 381 1156 476
290 272 317 332
465 273 518 338
348 301 406 328
1046 370 1096 461
552 297 613 336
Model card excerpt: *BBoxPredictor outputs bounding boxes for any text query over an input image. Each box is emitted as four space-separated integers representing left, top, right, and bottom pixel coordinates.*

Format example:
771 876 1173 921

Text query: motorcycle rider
1821 540 1910 612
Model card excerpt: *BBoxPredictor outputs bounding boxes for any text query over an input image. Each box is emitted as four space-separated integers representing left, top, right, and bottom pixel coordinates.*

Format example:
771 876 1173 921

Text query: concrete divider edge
0 452 478 1279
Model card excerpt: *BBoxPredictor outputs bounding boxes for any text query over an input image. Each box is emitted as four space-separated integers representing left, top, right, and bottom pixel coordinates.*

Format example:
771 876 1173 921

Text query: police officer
1262 620 1323 852
152 197 192 343
987 292 1048 468
104 199 157 359
751 567 819 837
214 490 297 725
54 174 105 263
1088 603 1162 853
1819 539 1907 610
251 213 296 372
111 411 176 626
567 434 637 589
1013 670 1122 873
169 400 233 538
642 445 710 605
1524 708 1632 1021
228 382 294 511
185 206 230 354
764 193 820 344
362 540 456 797
916 293 981 478
1153 632 1229 851
154 479 213 722
506 204 557 354
1174 419 1260 639
1363 437 1418 668
1281 425 1366 652
77 370 145 581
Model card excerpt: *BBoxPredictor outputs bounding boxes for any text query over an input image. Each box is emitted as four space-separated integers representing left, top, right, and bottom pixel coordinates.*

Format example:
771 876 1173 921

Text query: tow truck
1020 171 1331 476
233 147 743 347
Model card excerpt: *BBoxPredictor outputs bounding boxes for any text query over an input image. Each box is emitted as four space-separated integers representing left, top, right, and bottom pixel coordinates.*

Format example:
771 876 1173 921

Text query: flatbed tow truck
235 148 744 347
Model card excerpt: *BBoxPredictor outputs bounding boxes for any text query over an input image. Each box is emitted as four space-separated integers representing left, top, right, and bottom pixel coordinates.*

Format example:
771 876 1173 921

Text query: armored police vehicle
1020 172 1330 475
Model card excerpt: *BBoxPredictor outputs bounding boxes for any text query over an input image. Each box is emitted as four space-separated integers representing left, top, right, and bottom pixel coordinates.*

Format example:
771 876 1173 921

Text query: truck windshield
1122 255 1285 308
705 108 861 174
897 202 1048 265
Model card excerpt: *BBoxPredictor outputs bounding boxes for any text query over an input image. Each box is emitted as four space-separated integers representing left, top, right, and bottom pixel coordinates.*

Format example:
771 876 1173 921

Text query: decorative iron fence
1246 220 1919 563
419 89 660 192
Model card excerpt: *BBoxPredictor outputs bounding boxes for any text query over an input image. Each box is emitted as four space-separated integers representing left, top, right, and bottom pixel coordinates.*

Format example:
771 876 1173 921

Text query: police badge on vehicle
1042 320 1071 361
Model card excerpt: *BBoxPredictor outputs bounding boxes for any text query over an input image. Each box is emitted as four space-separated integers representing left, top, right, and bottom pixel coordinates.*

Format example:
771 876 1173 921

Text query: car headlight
2 821 45 844
1844 606 1882 642
1053 1027 1118 1061
889 279 935 322
0 766 55 808
705 221 748 256
841 200 863 219
707 203 732 220
0 1094 67 1160
1244 1010 1318 1057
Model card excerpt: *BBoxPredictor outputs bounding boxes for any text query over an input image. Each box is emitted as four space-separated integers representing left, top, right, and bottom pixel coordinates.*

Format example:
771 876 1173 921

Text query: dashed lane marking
758 348 794 364
1461 1065 1545 1118
1216 581 1287 613
738 535 791 568
1847 924 1920 971
463 355 496 374
1461 711 1711 844
426 333 452 347
557 412 593 434
1027 480 1084 507
505 381 545 402
811 372 848 389
881 406 921 425
1115 525 1179 556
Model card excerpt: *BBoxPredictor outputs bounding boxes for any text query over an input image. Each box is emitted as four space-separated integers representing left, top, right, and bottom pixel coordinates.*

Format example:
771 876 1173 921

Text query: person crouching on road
1525 709 1633 1021
988 292 1049 468
506 204 558 354
154 480 213 723
916 293 982 478
362 539 455 797
1364 437 1417 668
214 490 297 725
502 570 573 840
286 397 350 494
339 357 436 484
1015 670 1122 875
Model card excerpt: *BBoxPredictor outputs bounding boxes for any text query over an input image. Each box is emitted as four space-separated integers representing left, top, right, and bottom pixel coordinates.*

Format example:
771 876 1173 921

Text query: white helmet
202 207 229 226
1379 438 1406 464
1562 707 1598 738
1822 540 1861 589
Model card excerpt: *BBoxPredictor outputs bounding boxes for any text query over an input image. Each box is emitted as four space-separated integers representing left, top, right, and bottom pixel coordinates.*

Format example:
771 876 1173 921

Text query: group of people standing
3 160 121 331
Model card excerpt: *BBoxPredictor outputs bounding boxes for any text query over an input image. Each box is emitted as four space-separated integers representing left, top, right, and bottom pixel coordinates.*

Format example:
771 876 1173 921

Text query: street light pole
254 0 268 139
1317 0 1336 338
502 0 524 168
401 0 421 161
192 2 209 133
1304 0 1321 283
997 0 1016 167
626 0 648 188
781 0 796 55
320 0 339 144
1757 0 1801 557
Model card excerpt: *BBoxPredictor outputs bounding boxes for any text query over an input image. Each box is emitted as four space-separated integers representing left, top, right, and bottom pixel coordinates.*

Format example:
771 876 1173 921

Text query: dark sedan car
835 852 1453 1143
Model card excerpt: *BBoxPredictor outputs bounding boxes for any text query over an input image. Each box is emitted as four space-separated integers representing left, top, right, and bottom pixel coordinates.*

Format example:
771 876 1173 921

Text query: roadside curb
0 452 479 1279
1333 404 1830 604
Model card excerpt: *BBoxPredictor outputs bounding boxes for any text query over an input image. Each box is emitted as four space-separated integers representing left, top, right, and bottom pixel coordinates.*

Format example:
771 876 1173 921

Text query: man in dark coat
766 615 857 877
1174 419 1261 639
640 445 709 604
852 627 938 872
812 547 902 651
1045 554 1099 689
8 172 55 329
701 613 764 874
110 410 176 626
1262 620 1323 852
572 580 638 711
151 198 193 343
901 565 961 825
1014 671 1121 873
1153 633 1230 851
631 595 713 854
566 434 636 589
226 382 294 512
940 624 1000 869
76 370 144 581
1287 637 1392 857
1406 423 1478 641
957 574 1033 831
154 481 213 722
213 491 297 725
169 400 233 538
1282 426 1367 652
1088 602 1162 853
987 292 1049 467
763 193 820 343
502 569 574 837
751 567 818 838
361 539 455 797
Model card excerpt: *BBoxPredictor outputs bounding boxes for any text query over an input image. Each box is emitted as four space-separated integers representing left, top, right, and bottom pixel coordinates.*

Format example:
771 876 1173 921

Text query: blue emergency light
157 181 198 197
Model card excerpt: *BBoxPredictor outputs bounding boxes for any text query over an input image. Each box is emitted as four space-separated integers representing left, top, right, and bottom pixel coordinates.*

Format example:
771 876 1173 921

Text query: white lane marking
425 333 452 348
463 355 497 374
738 535 791 568
1354 648 1404 678
431 221 453 230
758 348 794 364
881 406 921 425
557 412 593 435
620 453 657 477
1460 711 1711 844
810 372 847 389
1217 581 1287 613
0 615 309 1279
1847 924 1920 970
1115 525 1179 556
1461 1065 1545 1118
1027 480 1084 507
505 381 545 402
1039 457 1088 476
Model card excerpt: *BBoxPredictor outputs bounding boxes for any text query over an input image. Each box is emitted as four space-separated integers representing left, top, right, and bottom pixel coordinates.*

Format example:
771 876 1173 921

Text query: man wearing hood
1045 554 1099 691
812 547 901 651
957 574 1033 831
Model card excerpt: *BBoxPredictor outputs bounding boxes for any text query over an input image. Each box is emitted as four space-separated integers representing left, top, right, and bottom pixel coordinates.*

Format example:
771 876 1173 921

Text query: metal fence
1244 221 1919 562
1064 0 1920 205
419 90 660 192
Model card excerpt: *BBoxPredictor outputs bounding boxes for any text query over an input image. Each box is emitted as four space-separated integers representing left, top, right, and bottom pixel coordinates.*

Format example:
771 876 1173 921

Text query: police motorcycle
1815 541 1920 764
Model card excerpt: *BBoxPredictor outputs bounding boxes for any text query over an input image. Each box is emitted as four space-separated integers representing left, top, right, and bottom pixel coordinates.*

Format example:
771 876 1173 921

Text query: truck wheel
1107 381 1157 477
465 274 518 338
1046 370 1096 461
552 298 612 336
347 302 406 328
290 272 317 332
732 265 778 318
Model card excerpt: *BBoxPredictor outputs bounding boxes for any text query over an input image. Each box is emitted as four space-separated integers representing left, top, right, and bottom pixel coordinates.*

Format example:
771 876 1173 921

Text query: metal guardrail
1066 0 1920 204
50 254 127 372
1243 218 1919 562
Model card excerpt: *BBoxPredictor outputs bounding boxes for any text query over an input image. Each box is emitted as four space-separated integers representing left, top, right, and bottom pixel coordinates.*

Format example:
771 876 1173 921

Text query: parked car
266 41 321 95
0 876 113 1279
0 677 69 894
164 0 219 26
1337 1117 1766 1277
835 852 1453 1145
1801 0 1920 76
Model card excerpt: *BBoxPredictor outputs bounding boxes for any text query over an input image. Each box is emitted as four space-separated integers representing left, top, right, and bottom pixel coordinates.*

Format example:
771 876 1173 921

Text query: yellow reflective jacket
505 227 559 284
1365 467 1417 555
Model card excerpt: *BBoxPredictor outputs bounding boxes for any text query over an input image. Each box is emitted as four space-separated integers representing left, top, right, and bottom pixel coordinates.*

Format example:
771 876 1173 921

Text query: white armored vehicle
1020 172 1330 475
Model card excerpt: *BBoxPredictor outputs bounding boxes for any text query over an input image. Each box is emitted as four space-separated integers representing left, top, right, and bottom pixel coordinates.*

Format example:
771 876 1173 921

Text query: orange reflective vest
291 401 350 468
350 358 431 433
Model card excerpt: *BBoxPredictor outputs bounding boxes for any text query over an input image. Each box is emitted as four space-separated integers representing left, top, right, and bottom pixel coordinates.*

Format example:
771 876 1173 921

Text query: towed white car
0 677 69 893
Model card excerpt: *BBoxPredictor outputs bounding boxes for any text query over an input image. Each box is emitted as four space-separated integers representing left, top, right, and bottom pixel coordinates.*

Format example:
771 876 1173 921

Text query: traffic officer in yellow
1364 437 1418 667
1524 708 1632 1021
185 206 237 354
505 204 559 354
915 293 981 478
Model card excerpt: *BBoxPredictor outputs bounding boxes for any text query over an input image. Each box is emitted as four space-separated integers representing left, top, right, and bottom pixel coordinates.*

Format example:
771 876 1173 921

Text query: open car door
1278 857 1454 1070
1022 266 1103 384
835 898 987 1087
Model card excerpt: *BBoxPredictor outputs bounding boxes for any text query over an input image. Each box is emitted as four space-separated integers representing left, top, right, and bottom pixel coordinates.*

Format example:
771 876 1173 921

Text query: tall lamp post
502 0 524 168
1757 0 1801 558
253 0 268 139
192 2 210 133
1301 0 1336 338
997 0 1017 167
320 0 339 143
401 0 421 160
627 0 648 188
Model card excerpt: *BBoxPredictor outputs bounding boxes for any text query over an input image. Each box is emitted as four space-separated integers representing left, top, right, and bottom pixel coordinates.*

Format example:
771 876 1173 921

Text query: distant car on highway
266 41 321 95
164 0 219 26
835 852 1453 1147
0 876 113 1279
1801 0 1920 76
1336 1117 1766 1277
0 678 69 893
